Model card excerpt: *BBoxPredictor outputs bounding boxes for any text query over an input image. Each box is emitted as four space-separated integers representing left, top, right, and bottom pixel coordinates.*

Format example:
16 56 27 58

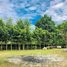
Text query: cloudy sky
0 0 67 24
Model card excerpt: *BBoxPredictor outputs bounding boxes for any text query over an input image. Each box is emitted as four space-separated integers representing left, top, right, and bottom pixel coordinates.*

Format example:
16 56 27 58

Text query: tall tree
35 15 56 32
57 21 67 47
33 28 50 49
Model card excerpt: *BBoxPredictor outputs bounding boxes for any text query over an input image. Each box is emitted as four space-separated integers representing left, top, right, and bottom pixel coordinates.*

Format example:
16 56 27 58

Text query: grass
0 49 67 67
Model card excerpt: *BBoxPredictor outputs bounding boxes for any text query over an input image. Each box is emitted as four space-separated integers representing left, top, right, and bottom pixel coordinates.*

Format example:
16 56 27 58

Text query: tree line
0 15 67 50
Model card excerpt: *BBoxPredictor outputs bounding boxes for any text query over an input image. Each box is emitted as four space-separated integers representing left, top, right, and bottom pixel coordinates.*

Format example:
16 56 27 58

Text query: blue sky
0 0 67 24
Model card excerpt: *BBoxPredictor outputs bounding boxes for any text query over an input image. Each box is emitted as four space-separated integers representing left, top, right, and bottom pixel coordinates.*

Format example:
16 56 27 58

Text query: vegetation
0 49 67 67
0 15 67 50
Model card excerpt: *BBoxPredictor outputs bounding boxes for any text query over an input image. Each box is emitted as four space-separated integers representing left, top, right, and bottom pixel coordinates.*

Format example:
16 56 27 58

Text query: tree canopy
35 15 56 32
0 15 67 50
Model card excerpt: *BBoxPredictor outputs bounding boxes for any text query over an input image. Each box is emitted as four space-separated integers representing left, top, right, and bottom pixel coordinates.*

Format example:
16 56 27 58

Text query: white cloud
28 6 37 10
0 0 66 24
42 0 67 24
0 0 48 23
52 2 64 8
50 0 63 6
0 0 18 21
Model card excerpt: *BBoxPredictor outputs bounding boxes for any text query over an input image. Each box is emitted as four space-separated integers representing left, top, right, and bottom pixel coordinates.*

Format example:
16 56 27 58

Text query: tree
57 21 67 47
5 18 14 41
16 19 31 43
50 30 64 47
12 19 31 50
35 15 56 32
0 18 9 50
33 28 50 49
0 18 7 42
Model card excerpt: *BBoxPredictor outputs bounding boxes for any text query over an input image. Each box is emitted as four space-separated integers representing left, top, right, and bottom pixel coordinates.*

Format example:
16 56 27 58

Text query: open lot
0 49 67 67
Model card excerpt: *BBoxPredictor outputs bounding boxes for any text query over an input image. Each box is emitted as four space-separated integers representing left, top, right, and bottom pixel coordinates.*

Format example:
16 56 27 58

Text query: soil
7 55 65 64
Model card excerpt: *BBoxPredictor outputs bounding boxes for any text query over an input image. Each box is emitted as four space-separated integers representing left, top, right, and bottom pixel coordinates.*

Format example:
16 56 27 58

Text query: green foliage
0 16 66 48
33 28 50 46
35 15 56 32
57 21 67 47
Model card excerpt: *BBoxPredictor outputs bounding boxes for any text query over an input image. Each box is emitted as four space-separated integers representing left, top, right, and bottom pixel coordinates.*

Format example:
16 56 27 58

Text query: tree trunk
11 44 12 50
40 44 41 49
35 44 36 49
23 44 24 50
1 44 2 50
19 44 20 50
6 44 7 50
27 44 29 50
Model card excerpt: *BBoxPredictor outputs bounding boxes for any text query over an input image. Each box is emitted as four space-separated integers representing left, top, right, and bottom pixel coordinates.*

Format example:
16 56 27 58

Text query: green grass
0 49 66 60
0 49 67 67
0 49 66 57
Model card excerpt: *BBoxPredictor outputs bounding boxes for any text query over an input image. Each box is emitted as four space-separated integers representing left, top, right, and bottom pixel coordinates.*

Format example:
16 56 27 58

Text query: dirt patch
6 55 67 67
7 55 64 64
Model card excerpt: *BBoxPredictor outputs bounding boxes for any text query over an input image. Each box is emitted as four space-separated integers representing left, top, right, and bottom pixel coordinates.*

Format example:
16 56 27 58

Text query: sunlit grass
0 49 63 55
0 49 66 57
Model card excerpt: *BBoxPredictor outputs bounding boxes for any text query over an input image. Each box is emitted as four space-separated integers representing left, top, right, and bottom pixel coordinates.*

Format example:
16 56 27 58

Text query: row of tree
0 15 67 49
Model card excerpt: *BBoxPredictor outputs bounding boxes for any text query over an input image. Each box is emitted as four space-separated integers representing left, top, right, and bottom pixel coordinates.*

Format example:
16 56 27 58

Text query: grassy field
0 49 67 67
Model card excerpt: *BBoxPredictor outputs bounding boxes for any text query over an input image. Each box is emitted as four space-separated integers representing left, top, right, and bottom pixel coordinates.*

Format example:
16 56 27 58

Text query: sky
0 0 67 24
